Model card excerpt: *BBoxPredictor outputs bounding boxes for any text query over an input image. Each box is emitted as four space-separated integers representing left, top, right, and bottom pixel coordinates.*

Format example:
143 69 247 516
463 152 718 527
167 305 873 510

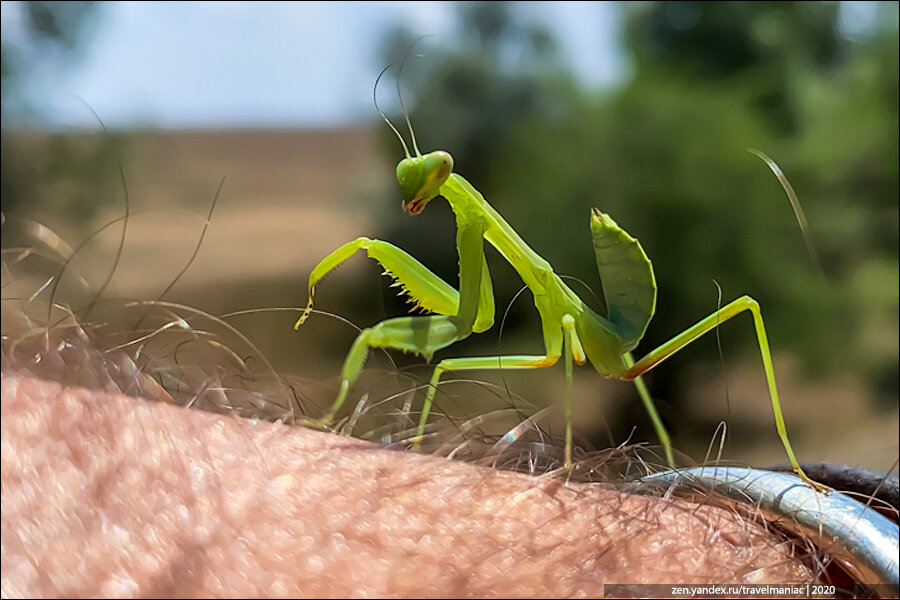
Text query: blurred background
2 1 897 470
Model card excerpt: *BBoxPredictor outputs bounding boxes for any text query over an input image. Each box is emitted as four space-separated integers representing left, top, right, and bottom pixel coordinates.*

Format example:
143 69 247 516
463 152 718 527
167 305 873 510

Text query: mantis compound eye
422 151 454 183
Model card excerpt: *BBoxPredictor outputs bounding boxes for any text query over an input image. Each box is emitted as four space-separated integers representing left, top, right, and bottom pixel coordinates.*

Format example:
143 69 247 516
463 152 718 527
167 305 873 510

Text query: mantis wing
590 209 657 351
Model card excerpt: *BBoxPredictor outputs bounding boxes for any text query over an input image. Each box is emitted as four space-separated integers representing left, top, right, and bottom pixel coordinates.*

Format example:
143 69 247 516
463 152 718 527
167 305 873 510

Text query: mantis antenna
396 50 423 158
377 36 431 159
374 62 411 159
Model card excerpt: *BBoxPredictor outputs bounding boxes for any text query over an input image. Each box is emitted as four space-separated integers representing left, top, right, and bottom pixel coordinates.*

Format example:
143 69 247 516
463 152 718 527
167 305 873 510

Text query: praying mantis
294 85 819 490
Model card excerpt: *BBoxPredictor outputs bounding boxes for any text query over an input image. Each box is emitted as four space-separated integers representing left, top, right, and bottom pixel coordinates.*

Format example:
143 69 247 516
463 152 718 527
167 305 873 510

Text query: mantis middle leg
417 314 586 469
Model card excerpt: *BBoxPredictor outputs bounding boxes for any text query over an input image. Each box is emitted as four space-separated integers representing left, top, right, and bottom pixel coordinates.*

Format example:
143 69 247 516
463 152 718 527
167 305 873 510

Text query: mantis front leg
305 219 494 429
294 237 493 332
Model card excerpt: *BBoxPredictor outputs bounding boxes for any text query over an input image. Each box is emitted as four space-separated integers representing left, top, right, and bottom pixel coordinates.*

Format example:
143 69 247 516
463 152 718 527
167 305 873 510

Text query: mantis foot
795 467 832 494
298 416 335 432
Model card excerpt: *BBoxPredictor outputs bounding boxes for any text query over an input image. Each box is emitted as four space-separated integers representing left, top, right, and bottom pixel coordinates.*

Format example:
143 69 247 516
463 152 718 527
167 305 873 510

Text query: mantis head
396 151 454 215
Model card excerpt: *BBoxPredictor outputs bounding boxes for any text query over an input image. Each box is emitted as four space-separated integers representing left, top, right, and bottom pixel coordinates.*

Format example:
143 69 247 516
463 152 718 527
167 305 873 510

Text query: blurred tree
624 1 846 133
380 2 570 188
2 1 99 115
1 1 125 226
606 1 898 426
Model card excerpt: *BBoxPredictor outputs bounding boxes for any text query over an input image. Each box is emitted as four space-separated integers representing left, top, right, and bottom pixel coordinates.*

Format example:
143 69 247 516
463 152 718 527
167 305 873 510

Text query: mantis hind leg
628 367 675 468
623 295 823 490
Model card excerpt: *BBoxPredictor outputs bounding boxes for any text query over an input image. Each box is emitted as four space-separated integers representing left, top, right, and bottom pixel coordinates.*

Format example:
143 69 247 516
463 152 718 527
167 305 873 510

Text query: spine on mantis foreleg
295 239 365 328
590 209 657 351
295 236 494 333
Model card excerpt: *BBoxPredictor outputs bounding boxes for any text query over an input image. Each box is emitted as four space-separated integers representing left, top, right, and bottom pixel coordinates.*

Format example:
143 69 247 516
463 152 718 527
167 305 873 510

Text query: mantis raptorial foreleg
303 219 495 427
294 236 493 331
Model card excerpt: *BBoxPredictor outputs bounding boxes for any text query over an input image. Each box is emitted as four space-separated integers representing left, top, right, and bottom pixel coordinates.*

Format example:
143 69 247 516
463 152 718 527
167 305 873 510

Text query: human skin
1 374 815 598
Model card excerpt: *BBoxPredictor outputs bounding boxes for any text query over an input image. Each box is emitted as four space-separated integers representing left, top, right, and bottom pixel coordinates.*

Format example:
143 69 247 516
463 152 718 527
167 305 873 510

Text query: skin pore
1 373 816 598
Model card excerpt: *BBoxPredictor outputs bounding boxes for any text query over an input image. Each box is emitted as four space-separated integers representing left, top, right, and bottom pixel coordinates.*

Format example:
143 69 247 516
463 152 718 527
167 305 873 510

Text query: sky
1 1 627 129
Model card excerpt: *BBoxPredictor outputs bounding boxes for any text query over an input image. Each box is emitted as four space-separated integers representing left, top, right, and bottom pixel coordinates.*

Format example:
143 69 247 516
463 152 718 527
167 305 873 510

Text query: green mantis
295 88 819 490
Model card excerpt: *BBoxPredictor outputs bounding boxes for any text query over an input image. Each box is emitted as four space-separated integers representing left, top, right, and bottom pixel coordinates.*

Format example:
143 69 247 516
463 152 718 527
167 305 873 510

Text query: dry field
92 128 390 296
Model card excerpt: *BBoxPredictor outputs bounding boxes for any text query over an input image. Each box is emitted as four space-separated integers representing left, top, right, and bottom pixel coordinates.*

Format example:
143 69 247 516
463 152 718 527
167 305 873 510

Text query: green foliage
1 132 128 225
1 1 124 226
2 1 100 121
377 1 898 406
